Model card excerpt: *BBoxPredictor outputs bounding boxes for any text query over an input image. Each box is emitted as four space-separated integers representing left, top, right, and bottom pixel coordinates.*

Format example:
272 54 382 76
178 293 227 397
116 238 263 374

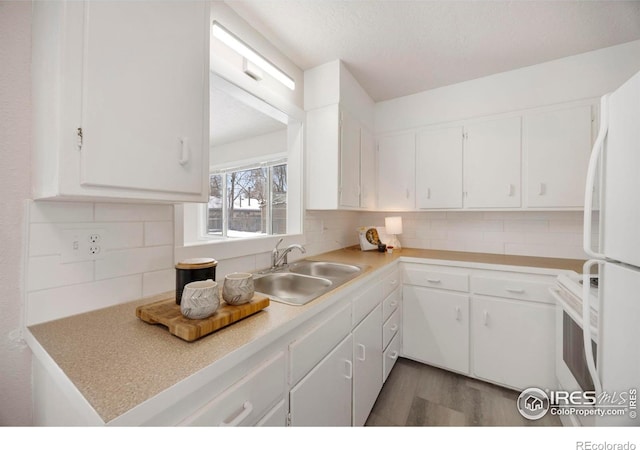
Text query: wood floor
365 357 561 427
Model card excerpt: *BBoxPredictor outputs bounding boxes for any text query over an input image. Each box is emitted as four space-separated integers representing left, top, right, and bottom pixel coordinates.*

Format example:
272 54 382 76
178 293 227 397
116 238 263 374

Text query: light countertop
27 247 584 423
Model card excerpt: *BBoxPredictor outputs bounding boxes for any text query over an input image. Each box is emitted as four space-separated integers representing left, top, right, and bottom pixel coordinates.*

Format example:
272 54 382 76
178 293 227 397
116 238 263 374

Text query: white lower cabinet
402 285 470 375
471 295 556 391
289 334 354 426
402 262 559 392
352 304 383 427
179 351 285 426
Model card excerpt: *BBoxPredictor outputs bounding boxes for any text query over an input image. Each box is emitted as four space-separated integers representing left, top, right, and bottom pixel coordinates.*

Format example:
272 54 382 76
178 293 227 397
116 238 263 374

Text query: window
207 161 287 238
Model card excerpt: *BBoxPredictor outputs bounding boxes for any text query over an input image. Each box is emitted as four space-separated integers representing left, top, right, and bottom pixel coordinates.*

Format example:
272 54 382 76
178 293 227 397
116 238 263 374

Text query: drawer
382 267 401 298
290 302 352 386
255 399 287 427
353 278 385 326
471 275 555 304
383 331 401 383
382 288 400 322
402 264 469 292
179 351 285 426
383 306 401 349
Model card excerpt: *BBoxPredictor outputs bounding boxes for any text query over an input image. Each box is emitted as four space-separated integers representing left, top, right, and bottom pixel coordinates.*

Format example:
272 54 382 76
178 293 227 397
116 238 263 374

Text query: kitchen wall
1 0 32 426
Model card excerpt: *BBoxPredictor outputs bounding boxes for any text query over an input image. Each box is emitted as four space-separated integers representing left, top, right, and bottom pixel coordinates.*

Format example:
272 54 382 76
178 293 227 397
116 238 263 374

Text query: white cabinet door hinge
76 127 83 150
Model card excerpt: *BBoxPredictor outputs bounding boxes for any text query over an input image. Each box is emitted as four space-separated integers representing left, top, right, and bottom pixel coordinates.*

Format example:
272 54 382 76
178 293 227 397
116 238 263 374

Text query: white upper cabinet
463 116 522 208
340 109 364 208
360 127 377 210
32 1 210 202
416 126 464 209
304 60 376 210
377 132 416 211
523 104 593 208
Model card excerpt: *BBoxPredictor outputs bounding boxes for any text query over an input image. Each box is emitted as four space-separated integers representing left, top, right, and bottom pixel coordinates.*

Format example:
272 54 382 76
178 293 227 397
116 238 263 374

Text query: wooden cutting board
136 295 270 342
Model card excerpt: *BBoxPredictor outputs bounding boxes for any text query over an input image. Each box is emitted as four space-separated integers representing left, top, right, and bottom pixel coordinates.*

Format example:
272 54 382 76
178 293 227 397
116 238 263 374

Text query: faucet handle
275 237 284 250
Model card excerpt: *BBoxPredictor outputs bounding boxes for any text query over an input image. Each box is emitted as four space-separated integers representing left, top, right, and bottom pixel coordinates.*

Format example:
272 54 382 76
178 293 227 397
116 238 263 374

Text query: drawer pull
357 343 366 362
390 324 399 332
344 360 353 380
426 278 442 284
455 306 461 322
389 351 399 360
220 401 253 426
505 288 525 294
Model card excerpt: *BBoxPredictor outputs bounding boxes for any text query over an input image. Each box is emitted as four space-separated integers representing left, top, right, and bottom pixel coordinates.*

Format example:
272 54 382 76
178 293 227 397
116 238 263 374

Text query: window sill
177 233 306 264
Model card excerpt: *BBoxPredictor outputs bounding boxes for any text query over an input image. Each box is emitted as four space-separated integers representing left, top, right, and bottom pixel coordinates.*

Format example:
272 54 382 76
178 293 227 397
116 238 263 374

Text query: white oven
549 273 599 427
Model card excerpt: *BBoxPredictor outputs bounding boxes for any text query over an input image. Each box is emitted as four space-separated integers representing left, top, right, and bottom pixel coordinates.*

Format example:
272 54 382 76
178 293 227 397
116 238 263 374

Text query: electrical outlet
61 229 106 263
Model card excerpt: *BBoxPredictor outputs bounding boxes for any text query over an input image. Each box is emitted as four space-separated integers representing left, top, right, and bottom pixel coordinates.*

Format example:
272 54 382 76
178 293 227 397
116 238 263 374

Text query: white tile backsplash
358 210 591 260
25 200 590 325
25 200 174 325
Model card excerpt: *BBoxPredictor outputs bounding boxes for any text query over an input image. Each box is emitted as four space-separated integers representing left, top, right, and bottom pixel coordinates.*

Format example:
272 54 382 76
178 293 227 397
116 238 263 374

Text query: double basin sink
254 260 367 306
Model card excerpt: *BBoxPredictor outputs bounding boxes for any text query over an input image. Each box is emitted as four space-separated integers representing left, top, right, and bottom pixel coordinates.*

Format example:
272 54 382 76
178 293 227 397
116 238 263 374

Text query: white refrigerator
583 69 640 426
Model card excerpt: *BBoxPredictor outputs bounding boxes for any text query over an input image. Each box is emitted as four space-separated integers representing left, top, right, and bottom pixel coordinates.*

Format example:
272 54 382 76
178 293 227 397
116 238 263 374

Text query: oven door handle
583 260 602 394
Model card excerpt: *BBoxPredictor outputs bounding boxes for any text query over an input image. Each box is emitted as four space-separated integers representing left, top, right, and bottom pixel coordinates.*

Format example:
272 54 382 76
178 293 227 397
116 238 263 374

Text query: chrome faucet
272 238 306 269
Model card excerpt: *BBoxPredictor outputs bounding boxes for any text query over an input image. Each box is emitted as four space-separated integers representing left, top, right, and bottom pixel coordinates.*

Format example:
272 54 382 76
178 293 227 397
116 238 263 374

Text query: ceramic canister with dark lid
175 258 217 305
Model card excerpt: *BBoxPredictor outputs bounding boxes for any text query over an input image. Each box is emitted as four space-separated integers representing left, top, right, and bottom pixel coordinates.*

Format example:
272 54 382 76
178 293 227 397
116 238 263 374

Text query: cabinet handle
455 306 461 322
357 344 366 362
390 279 398 286
179 137 190 166
389 351 399 360
426 187 431 199
538 182 546 196
344 360 353 380
507 184 514 197
390 300 398 308
505 287 525 294
426 278 441 284
220 401 253 426
406 188 410 199
483 311 489 326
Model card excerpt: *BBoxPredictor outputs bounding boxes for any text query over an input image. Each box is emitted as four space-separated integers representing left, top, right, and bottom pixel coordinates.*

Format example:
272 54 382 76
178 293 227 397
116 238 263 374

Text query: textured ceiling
225 0 640 101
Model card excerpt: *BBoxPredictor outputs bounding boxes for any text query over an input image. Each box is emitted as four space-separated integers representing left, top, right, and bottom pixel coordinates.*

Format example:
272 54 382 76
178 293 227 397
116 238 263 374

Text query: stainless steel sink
254 272 333 306
254 260 367 306
289 261 362 279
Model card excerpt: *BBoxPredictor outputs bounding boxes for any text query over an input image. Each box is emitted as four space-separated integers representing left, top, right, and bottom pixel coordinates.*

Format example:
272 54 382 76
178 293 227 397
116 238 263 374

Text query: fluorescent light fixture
212 21 296 91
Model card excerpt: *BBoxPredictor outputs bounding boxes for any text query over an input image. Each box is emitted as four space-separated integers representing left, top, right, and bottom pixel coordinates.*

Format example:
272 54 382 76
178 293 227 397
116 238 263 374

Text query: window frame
206 157 288 239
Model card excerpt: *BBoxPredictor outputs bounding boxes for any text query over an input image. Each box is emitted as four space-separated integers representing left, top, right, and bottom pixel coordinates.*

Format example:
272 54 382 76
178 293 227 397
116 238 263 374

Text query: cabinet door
289 335 353 426
524 105 593 208
463 117 521 208
416 126 463 209
377 133 415 210
360 126 377 210
353 304 383 427
79 1 208 194
402 286 469 374
339 109 362 208
471 296 556 390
